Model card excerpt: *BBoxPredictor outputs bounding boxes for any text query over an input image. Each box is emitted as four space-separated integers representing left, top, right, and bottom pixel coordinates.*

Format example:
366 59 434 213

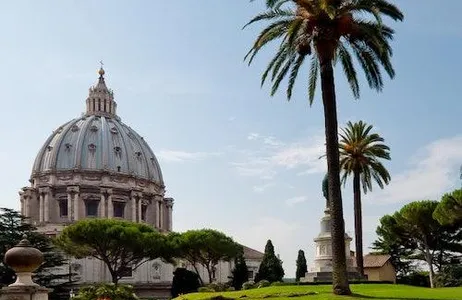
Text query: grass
176 284 462 300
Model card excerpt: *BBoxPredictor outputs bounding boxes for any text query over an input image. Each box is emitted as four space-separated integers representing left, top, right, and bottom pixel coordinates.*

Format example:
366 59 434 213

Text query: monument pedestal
0 286 51 300
301 208 364 283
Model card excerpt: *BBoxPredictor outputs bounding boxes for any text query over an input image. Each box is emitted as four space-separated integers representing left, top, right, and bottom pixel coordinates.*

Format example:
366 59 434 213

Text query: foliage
174 284 462 300
434 264 462 288
397 271 430 288
434 189 462 226
373 201 462 288
230 251 249 290
170 229 242 284
295 250 307 282
372 215 416 277
197 287 215 293
242 281 255 290
0 208 72 298
171 267 201 298
338 120 391 193
73 283 138 300
55 218 171 284
254 240 284 283
243 0 403 295
207 282 230 292
257 280 271 288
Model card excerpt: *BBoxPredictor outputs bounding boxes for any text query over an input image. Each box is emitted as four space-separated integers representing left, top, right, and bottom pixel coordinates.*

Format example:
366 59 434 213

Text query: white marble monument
301 175 361 282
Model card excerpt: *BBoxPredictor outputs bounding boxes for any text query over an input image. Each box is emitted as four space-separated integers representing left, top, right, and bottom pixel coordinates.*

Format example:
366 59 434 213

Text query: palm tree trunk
353 169 364 276
319 55 351 295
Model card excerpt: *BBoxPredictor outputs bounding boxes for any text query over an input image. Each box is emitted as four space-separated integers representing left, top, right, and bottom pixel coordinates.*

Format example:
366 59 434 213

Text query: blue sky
1 1 462 277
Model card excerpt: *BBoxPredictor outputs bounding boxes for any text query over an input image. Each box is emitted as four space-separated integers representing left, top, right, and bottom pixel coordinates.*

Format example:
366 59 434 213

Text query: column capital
67 186 80 193
38 186 51 194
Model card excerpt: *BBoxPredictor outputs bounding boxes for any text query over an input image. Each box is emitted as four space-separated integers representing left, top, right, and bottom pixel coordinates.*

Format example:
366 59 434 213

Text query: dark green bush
435 264 462 287
171 268 201 297
241 281 255 290
257 280 270 288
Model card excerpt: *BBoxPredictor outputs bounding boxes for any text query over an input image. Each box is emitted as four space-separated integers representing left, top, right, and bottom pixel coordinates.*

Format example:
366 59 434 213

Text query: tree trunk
319 55 351 295
353 170 364 276
206 264 213 284
424 244 434 288
191 263 204 285
110 270 119 285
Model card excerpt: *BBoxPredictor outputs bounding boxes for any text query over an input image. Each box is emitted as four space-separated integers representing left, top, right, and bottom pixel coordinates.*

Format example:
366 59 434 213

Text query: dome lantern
86 62 117 117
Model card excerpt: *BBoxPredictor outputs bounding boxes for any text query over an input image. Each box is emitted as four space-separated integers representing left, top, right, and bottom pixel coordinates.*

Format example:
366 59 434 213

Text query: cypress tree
231 251 249 290
254 240 284 283
295 249 307 282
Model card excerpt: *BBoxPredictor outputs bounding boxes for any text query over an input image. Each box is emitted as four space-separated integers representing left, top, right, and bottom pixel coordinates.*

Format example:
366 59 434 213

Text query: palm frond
308 54 319 105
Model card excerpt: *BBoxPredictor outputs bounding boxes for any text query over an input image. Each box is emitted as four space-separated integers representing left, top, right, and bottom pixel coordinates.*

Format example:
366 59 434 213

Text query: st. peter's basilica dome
20 67 173 234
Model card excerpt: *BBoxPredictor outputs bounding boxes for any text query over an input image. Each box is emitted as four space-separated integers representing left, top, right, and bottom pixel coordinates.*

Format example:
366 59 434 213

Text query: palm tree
243 0 403 295
339 120 391 276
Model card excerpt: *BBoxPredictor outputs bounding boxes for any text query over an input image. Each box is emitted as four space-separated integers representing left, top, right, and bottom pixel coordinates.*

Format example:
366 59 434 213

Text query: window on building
141 205 147 221
247 270 254 280
120 266 133 278
114 202 125 218
86 201 98 217
59 199 68 217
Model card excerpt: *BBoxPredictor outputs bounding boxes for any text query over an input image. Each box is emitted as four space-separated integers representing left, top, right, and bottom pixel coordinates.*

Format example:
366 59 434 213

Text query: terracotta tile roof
364 254 391 268
242 245 264 260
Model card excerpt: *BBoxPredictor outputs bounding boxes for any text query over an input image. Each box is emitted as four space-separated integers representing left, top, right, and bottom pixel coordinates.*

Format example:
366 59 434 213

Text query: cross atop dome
85 63 118 118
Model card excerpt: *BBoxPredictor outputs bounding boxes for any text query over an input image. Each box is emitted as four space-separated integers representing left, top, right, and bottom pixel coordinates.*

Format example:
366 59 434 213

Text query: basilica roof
31 66 164 185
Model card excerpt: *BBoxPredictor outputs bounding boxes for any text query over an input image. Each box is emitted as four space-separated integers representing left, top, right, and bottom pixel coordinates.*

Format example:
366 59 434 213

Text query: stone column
23 196 29 218
107 189 113 218
67 192 73 222
168 205 173 231
159 200 163 230
138 197 143 222
153 196 160 228
20 195 24 217
100 189 106 218
131 192 137 222
72 187 80 221
39 193 44 223
44 192 49 223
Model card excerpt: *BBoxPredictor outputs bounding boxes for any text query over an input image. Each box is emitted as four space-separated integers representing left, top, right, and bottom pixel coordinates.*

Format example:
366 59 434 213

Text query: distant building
18 67 263 298
363 254 396 283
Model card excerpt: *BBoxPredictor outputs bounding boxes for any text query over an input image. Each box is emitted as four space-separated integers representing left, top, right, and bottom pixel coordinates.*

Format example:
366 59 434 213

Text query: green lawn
176 284 462 300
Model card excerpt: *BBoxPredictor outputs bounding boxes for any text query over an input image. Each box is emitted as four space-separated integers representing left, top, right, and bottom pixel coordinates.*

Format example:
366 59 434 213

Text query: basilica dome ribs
19 67 173 234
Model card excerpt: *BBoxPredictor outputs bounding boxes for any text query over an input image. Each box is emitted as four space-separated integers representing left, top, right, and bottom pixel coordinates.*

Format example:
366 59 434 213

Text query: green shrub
198 287 215 293
434 264 462 287
171 268 201 297
257 280 270 288
226 287 236 291
73 283 138 300
206 282 229 292
241 281 255 290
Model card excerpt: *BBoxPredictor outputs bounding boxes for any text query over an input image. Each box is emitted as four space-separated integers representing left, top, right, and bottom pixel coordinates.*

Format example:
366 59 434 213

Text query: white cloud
231 132 326 179
247 133 260 140
253 182 274 193
285 196 307 207
157 150 221 163
366 136 462 204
